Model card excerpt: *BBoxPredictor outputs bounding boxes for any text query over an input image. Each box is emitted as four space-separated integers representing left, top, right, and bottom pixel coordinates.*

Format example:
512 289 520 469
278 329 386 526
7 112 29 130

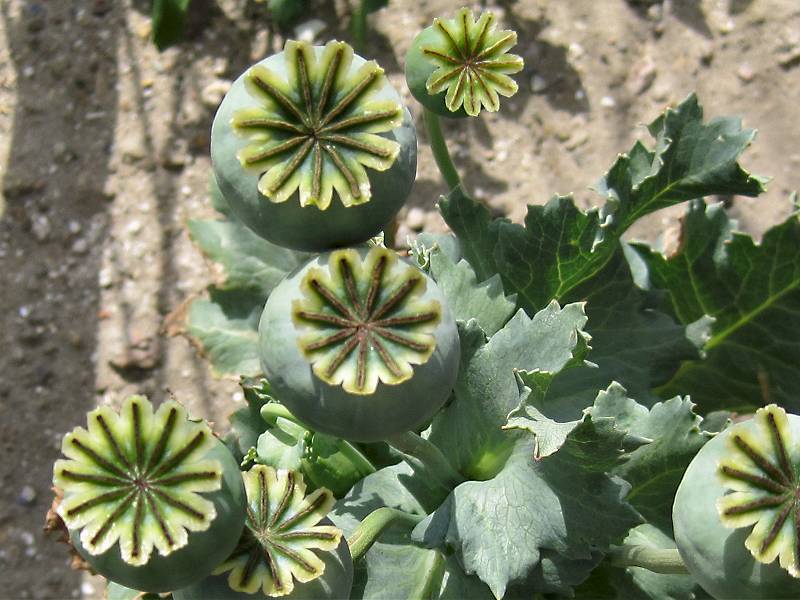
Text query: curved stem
348 507 424 561
329 436 377 476
351 0 368 54
260 402 375 474
386 431 464 490
423 107 463 193
608 545 688 575
260 402 303 426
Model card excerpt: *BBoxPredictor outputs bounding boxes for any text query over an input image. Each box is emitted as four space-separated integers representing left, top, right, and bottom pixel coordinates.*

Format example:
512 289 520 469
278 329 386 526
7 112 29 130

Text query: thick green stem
348 507 424 561
608 545 688 575
260 402 301 426
331 436 377 476
260 402 375 474
386 431 464 490
423 107 463 193
351 0 368 54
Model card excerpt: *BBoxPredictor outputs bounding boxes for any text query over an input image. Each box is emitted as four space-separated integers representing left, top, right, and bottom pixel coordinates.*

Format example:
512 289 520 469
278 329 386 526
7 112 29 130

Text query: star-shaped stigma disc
422 8 523 116
215 466 342 597
292 247 442 395
717 404 800 577
53 396 222 565
233 40 403 209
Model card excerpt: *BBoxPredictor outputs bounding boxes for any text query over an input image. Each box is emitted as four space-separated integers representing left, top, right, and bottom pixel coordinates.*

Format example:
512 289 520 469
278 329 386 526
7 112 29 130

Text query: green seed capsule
53 396 247 593
212 40 417 252
673 404 800 599
173 465 353 599
405 8 524 118
258 246 460 442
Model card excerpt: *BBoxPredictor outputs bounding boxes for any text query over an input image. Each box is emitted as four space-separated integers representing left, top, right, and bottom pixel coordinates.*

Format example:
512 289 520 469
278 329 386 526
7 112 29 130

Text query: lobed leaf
186 287 263 377
188 218 310 298
439 94 766 315
633 200 800 412
425 301 592 480
425 245 516 336
412 421 641 597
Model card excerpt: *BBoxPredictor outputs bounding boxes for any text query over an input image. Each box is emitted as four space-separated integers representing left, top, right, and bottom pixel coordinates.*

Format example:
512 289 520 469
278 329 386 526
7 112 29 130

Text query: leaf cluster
184 94 799 597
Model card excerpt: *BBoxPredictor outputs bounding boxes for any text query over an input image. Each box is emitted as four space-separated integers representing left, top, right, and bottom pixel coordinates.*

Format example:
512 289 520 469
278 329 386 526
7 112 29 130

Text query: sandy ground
0 0 798 597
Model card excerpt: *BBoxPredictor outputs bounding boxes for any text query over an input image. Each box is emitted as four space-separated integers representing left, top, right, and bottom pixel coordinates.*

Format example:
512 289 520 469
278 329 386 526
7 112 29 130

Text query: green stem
386 431 464 490
260 402 375 474
348 507 424 561
608 545 688 575
260 402 302 426
423 107 463 193
351 0 368 54
332 437 377 476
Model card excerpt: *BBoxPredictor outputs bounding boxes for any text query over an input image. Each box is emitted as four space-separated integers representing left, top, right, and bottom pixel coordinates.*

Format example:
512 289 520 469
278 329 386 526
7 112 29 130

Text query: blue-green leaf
426 301 591 480
186 287 263 377
413 420 641 597
188 219 310 298
426 246 516 336
439 94 766 316
633 200 800 411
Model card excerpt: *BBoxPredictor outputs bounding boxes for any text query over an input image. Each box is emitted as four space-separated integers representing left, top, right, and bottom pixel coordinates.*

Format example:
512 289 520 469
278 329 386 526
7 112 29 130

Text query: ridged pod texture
673 405 800 599
212 40 417 252
53 396 246 592
173 465 353 599
259 246 460 442
405 8 523 118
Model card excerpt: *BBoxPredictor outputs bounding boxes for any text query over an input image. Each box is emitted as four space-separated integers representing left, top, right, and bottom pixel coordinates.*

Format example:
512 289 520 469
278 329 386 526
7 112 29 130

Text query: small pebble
32 215 51 242
600 95 616 108
126 219 143 235
530 75 548 94
201 80 232 109
53 141 69 161
71 238 89 255
568 42 585 61
737 64 755 82
647 4 662 20
699 40 715 65
405 207 426 231
18 486 37 506
565 130 589 151
293 19 326 43
98 267 113 288
719 18 735 34
627 57 657 95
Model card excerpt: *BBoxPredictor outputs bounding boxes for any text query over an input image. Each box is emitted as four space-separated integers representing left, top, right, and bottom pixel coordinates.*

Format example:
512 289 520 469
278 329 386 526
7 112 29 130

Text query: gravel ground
0 0 798 597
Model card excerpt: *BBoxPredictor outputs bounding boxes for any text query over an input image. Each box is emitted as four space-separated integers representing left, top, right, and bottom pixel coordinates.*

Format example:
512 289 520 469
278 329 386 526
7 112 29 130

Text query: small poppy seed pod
673 405 800 599
405 8 524 118
173 465 353 600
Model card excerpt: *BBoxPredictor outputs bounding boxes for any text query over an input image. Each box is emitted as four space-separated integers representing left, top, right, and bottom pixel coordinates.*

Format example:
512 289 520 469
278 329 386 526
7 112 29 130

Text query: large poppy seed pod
173 465 353 599
258 246 460 442
212 40 417 252
52 396 246 592
405 8 524 118
673 405 800 599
